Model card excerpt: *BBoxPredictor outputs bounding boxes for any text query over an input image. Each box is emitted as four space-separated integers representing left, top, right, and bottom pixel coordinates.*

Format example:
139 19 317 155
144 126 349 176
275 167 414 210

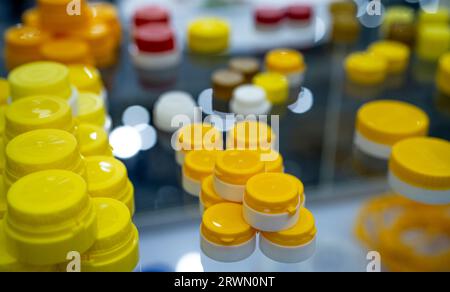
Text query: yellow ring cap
262 208 317 247
188 17 230 54
345 52 388 85
228 120 274 150
369 41 411 74
177 123 222 152
77 92 106 127
200 175 226 210
390 137 450 190
245 173 301 214
0 79 9 105
4 170 97 266
266 49 306 75
419 9 450 25
264 150 284 173
5 25 49 54
85 156 134 215
215 150 265 185
41 39 93 66
183 150 219 182
437 52 450 95
68 65 104 94
5 129 85 186
81 198 139 272
8 61 72 101
417 25 450 61
76 123 112 157
5 95 73 141
253 72 289 104
201 203 256 246
356 100 429 146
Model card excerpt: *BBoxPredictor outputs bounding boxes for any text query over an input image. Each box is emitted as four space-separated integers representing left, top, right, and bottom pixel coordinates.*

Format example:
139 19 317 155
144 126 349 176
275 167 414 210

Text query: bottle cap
134 5 170 27
287 5 313 22
254 7 286 25
266 49 306 74
40 39 93 65
184 150 219 182
212 69 244 101
345 52 388 85
77 92 106 127
188 18 230 54
134 24 176 54
68 65 104 94
76 123 112 157
200 175 226 210
228 120 274 150
253 72 289 104
369 40 411 74
215 150 264 185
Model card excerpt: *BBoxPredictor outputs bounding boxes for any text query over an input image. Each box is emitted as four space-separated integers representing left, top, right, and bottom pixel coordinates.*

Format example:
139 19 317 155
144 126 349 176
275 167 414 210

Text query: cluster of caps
4 0 121 71
330 0 361 43
173 120 317 264
345 40 411 86
353 99 450 206
356 194 450 272
382 6 450 62
212 49 306 114
254 4 313 30
0 61 139 272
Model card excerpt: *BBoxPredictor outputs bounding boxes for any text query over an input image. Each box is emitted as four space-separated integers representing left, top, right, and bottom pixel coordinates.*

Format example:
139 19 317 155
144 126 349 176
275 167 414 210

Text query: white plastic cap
230 85 272 115
153 91 197 132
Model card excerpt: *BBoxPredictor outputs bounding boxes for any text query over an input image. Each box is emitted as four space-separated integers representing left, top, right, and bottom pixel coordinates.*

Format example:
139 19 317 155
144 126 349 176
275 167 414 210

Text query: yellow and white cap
228 120 275 150
183 150 219 197
4 95 74 142
345 51 388 85
263 150 284 173
76 123 112 157
437 52 450 96
77 92 106 127
355 100 429 159
199 175 226 212
4 129 86 188
260 208 317 263
8 61 72 101
3 170 97 265
266 49 306 75
369 41 410 74
389 137 450 205
253 72 289 104
85 156 135 215
68 65 104 95
188 17 230 54
80 198 139 272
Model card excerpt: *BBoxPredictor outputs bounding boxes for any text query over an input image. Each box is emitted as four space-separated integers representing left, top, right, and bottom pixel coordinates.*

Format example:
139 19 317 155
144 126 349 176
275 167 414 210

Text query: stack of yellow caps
188 17 230 55
437 53 450 96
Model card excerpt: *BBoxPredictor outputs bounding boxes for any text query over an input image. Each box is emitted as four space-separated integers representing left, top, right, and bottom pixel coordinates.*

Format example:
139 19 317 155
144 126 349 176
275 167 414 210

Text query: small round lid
183 150 219 181
200 175 225 209
201 203 256 246
134 5 170 27
77 92 106 127
215 150 265 185
229 57 260 76
77 124 111 157
68 64 103 94
232 85 267 107
188 17 230 54
369 40 410 73
245 173 301 214
5 25 49 51
266 49 306 74
178 123 222 151
345 52 388 76
134 24 176 54
262 208 317 246
85 156 128 198
356 100 429 146
390 137 450 190
254 7 286 25
253 72 289 104
8 61 72 101
286 5 313 22
229 120 274 149
40 39 92 65
438 52 450 77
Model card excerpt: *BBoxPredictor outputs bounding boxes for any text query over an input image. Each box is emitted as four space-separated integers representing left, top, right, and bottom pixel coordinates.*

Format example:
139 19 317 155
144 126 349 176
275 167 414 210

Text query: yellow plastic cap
437 53 450 95
38 0 91 32
177 123 222 152
390 137 450 190
369 41 410 74
417 25 450 61
68 65 104 94
8 61 72 101
183 150 219 182
266 49 306 75
5 95 73 141
77 92 106 127
215 150 265 185
228 120 274 150
381 6 415 35
356 100 429 146
188 18 230 54
40 39 93 65
345 52 388 85
264 150 284 173
85 156 134 215
245 173 301 214
5 130 85 186
200 175 225 210
0 79 9 105
262 208 317 246
419 9 449 25
81 198 139 272
90 2 121 48
253 72 289 104
201 203 256 246
5 25 49 53
76 123 112 157
4 170 97 265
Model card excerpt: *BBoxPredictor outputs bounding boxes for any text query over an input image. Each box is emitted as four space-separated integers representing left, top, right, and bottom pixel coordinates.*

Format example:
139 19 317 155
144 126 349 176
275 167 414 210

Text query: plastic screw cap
134 24 176 54
215 150 265 185
76 124 112 157
417 25 450 61
253 72 289 104
188 18 230 54
287 5 313 22
134 5 170 27
345 52 388 85
231 85 271 116
212 69 245 101
40 39 93 65
68 65 104 94
254 7 286 25
229 57 260 82
153 91 196 133
77 92 106 127
369 41 411 74
266 49 306 74
200 175 226 210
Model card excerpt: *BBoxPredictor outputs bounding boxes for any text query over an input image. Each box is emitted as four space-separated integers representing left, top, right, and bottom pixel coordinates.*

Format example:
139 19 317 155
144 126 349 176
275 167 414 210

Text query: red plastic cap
287 5 313 22
255 7 286 25
134 5 170 27
134 24 175 53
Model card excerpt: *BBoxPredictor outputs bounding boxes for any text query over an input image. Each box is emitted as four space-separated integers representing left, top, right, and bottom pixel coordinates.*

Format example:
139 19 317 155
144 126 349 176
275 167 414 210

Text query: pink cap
255 6 286 25
134 24 175 53
134 5 170 27
287 5 313 22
